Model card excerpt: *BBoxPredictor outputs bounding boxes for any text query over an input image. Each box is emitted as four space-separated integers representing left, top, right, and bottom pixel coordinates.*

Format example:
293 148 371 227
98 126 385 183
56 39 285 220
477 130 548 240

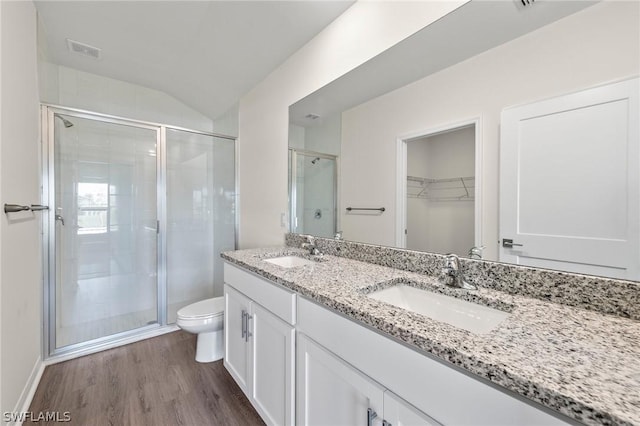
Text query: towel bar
4 204 49 214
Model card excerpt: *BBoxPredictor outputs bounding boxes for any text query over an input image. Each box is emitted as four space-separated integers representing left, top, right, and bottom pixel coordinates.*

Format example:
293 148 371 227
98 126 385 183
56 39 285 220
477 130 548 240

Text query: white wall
341 0 640 260
237 1 467 248
288 124 305 150
0 0 43 417
40 63 214 132
213 103 239 138
304 113 341 156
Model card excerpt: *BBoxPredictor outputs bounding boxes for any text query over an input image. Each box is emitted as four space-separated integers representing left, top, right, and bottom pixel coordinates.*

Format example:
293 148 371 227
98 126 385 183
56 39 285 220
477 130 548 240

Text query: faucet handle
444 253 460 271
468 246 485 259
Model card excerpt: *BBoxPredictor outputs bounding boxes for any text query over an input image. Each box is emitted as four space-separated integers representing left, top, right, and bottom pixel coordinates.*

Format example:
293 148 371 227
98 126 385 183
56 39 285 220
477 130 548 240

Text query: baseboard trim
10 356 45 426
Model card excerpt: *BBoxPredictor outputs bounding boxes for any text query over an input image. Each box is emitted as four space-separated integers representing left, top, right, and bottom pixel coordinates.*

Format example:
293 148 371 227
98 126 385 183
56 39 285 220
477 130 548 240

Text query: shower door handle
55 214 65 226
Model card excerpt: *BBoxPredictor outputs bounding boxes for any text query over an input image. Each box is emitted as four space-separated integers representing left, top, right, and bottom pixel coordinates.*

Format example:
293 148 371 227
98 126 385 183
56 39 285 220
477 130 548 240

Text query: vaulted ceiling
35 1 354 119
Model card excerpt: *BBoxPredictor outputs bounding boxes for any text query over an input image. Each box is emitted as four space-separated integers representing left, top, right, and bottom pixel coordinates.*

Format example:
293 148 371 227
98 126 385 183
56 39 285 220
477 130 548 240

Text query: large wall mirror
288 0 640 281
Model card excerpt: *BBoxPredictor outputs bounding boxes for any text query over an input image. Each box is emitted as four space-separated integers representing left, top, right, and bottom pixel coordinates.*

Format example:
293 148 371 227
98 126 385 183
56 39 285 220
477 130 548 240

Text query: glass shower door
289 150 337 238
53 113 159 349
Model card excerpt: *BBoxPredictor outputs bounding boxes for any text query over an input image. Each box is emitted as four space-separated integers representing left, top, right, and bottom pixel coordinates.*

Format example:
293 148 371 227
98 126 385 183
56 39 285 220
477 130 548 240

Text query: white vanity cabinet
297 333 439 426
223 261 571 426
384 391 442 426
297 297 570 426
223 263 296 426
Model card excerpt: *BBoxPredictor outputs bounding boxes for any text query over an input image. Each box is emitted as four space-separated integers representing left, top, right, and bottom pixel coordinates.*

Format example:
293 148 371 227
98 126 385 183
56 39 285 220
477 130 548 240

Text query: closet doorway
396 120 481 256
42 105 237 358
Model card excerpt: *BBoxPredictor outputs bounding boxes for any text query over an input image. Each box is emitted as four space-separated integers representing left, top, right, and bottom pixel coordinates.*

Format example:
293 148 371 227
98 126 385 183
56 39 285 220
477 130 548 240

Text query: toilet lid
177 297 224 319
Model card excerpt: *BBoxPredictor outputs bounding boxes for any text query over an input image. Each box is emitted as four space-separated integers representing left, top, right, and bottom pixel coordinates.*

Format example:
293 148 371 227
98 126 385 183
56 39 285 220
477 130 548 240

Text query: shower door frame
288 148 339 236
41 104 238 360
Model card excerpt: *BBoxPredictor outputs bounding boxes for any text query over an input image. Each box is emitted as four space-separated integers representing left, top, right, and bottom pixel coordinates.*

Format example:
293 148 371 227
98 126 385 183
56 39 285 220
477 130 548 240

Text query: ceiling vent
66 39 101 60
305 113 320 120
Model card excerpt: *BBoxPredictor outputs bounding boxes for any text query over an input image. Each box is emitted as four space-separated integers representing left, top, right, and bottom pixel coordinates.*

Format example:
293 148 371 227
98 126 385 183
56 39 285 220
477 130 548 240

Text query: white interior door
500 78 639 280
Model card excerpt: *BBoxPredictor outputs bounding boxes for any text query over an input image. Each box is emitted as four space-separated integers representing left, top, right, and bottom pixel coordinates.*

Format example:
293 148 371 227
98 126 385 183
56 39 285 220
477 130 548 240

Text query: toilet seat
177 297 224 320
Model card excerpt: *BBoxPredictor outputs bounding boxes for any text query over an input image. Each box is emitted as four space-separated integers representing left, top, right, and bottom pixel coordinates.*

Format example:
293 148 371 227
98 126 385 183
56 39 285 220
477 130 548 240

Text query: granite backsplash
286 233 640 320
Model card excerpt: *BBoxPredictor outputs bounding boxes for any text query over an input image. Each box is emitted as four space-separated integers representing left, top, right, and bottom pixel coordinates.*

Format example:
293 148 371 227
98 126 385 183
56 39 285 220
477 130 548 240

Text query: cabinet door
297 334 384 426
224 284 252 394
383 391 441 426
250 303 295 426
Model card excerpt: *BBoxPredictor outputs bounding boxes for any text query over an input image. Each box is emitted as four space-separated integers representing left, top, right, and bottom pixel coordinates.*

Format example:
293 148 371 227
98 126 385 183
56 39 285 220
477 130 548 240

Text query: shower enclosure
42 105 236 357
289 149 337 238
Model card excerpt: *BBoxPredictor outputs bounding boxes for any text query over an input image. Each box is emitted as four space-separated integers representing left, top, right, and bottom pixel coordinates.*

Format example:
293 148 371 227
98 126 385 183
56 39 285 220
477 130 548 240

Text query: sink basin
367 284 509 334
264 255 316 268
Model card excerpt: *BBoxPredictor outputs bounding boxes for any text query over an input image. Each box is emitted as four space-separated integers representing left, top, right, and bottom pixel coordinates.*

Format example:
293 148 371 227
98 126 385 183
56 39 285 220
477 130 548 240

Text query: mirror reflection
288 149 337 238
405 125 475 256
288 0 640 281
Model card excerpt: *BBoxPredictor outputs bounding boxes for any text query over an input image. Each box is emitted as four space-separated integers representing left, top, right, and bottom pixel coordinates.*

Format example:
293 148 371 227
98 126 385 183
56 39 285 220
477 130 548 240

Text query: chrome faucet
301 236 322 256
440 254 477 290
468 246 485 259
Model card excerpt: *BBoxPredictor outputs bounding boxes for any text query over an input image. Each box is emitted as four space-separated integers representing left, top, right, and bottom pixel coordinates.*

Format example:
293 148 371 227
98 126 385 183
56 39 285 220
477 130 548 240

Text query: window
77 182 108 234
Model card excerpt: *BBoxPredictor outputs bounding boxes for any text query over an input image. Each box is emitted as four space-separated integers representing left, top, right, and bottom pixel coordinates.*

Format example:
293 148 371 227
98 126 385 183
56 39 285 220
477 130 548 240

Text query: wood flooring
29 331 265 426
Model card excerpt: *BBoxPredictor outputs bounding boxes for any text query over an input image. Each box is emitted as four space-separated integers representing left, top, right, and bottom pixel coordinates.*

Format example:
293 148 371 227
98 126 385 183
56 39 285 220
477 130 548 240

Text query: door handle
245 314 253 342
502 238 523 248
55 214 65 226
367 408 378 426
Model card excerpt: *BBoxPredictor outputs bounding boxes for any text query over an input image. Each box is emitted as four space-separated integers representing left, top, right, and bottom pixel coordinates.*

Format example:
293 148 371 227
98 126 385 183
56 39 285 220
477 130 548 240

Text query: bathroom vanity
221 237 640 426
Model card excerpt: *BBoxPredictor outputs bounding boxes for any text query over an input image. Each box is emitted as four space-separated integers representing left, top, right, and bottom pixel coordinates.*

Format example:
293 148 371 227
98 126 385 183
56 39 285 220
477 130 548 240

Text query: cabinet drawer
224 262 296 325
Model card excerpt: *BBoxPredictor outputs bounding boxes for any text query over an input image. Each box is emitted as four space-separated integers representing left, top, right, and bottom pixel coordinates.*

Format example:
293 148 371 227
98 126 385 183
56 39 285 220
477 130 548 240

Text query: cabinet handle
367 408 377 426
245 314 253 342
241 310 247 338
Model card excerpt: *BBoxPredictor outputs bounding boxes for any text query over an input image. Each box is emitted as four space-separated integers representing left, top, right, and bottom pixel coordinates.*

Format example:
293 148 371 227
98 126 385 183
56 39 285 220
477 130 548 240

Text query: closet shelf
407 175 475 201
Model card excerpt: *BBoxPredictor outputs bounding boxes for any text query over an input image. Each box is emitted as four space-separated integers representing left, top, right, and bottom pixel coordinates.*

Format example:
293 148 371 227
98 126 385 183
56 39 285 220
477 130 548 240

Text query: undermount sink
264 255 316 268
367 284 509 334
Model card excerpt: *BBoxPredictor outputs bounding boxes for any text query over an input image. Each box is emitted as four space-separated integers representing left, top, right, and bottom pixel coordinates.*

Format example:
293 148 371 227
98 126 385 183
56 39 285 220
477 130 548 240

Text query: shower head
311 157 320 165
54 114 74 128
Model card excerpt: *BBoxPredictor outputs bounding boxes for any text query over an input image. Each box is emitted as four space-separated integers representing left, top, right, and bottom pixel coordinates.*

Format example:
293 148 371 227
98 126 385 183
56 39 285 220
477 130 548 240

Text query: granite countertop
222 247 640 426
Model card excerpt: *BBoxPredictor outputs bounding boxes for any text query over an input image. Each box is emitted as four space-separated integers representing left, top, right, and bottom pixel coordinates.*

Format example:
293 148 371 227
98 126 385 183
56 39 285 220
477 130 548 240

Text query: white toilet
176 297 225 363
